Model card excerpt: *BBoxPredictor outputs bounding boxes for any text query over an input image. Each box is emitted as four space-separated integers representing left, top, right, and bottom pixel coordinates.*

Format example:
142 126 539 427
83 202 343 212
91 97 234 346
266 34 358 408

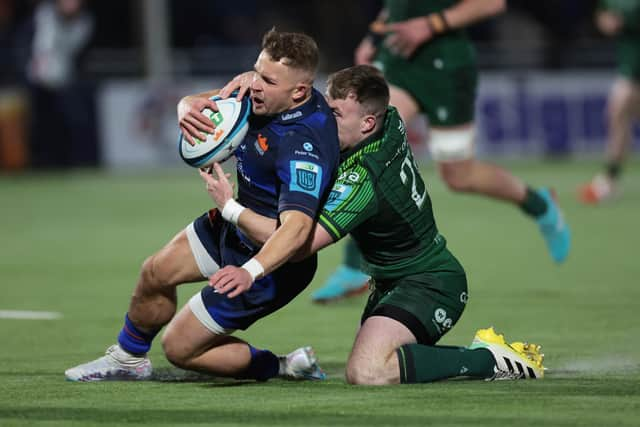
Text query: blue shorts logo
290 161 322 198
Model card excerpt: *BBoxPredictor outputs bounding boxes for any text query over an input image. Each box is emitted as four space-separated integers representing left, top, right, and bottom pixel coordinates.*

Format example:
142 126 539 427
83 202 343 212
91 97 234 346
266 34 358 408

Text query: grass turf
1 160 639 426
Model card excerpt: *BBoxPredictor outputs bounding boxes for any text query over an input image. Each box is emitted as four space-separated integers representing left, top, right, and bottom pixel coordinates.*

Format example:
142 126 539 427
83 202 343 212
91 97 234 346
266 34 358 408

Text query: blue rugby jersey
234 88 340 224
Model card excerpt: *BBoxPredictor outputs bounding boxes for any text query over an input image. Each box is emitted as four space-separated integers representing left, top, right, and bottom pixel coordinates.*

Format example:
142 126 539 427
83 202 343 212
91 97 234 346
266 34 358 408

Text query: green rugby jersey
318 107 462 280
601 0 640 80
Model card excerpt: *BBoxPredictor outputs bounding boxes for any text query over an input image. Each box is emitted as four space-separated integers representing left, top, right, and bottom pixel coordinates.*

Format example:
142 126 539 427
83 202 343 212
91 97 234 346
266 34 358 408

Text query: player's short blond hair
261 28 319 77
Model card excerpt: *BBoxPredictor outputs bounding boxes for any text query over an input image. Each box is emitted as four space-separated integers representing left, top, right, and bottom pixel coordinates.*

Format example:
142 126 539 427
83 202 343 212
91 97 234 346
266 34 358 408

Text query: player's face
251 51 307 116
327 94 368 150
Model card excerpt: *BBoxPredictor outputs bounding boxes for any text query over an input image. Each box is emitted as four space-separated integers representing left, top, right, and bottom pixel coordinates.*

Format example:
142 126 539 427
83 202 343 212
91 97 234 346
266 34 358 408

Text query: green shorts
361 271 468 345
618 36 640 82
376 36 478 127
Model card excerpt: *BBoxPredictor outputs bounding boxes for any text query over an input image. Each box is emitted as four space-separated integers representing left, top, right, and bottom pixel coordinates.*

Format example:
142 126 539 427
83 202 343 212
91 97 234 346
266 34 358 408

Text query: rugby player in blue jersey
65 29 340 382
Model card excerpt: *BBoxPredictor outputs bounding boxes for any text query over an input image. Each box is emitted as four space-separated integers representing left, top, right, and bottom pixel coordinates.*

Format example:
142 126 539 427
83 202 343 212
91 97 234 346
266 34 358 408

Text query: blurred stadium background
1 2 639 426
0 0 637 170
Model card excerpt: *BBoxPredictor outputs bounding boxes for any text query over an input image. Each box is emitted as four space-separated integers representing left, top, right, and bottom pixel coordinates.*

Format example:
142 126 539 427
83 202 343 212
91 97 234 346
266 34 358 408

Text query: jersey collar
274 89 321 124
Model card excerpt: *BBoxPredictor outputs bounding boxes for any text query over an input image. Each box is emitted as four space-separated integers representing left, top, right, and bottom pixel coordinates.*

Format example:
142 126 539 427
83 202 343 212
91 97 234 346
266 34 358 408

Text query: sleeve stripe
319 214 342 240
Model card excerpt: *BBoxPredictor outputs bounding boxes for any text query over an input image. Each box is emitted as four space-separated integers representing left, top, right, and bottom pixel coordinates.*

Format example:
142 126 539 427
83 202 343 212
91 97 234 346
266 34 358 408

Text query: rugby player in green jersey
202 65 544 383
315 0 572 303
579 0 640 204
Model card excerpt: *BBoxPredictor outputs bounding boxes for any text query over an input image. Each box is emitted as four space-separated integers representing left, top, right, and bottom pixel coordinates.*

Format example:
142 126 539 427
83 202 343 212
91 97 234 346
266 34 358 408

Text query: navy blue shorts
186 211 317 333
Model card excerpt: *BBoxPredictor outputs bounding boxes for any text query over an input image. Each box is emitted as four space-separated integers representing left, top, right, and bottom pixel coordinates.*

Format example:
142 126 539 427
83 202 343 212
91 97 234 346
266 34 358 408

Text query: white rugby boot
469 327 545 380
65 344 152 382
279 346 326 380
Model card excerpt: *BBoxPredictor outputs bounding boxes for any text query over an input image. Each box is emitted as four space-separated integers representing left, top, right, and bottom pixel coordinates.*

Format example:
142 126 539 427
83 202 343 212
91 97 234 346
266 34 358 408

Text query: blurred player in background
65 29 339 382
314 0 572 303
579 0 640 204
26 0 94 168
206 65 545 383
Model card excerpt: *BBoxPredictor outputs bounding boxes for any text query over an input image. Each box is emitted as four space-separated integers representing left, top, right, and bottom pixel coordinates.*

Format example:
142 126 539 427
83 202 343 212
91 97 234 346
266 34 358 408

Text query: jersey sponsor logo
338 170 361 183
254 133 269 155
324 183 353 212
289 161 323 198
460 292 468 304
294 149 320 160
303 142 313 152
280 110 302 121
432 307 453 334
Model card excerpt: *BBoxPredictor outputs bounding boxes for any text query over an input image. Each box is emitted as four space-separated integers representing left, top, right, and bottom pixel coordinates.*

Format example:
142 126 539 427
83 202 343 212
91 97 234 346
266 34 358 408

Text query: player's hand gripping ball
179 96 251 167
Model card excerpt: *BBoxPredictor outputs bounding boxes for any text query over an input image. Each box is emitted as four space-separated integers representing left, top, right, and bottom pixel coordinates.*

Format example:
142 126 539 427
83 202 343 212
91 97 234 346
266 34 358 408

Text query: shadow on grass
148 361 346 383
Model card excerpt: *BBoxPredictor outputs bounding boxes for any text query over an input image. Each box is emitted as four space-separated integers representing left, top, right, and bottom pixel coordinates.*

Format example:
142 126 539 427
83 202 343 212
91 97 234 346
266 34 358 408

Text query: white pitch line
0 310 62 320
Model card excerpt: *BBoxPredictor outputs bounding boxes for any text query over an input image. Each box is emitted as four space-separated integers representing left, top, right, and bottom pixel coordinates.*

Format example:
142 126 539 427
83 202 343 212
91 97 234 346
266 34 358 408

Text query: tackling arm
208 209 321 298
376 0 505 59
236 208 336 261
443 0 506 31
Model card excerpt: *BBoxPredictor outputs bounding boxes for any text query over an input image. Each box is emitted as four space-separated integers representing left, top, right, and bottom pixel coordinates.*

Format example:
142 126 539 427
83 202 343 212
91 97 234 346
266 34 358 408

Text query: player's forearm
443 0 505 30
252 211 313 276
290 223 336 262
236 209 277 246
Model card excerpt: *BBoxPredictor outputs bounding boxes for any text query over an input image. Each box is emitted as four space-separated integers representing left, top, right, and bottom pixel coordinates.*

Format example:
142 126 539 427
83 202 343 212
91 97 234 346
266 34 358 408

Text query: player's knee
608 97 634 122
139 253 179 289
161 333 192 370
439 164 473 193
345 360 393 386
139 255 159 286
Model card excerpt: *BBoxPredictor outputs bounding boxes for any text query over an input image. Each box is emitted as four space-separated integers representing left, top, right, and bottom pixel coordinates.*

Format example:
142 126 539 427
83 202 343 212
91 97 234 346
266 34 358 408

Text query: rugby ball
179 96 251 167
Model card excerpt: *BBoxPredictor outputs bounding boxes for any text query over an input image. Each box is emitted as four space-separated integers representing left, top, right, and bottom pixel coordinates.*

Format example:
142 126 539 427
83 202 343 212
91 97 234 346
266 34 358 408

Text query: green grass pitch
1 160 639 426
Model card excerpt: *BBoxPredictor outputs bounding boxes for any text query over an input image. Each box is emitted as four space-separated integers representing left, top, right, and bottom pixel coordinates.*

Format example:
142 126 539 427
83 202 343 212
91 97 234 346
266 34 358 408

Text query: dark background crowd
0 0 616 170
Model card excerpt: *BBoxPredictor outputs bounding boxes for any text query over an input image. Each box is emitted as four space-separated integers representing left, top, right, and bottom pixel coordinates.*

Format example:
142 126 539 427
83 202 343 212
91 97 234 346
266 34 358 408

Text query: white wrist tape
221 199 245 226
241 258 265 281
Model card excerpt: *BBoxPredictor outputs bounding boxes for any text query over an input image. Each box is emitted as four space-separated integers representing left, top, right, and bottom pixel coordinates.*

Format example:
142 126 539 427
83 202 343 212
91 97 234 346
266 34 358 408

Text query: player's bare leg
162 304 325 380
580 78 640 204
347 316 544 384
345 316 415 385
127 230 203 331
65 230 204 381
436 135 526 202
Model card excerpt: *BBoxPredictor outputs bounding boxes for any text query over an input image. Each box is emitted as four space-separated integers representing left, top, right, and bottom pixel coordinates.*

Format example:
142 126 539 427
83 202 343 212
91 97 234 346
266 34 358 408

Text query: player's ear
361 114 377 133
292 82 310 103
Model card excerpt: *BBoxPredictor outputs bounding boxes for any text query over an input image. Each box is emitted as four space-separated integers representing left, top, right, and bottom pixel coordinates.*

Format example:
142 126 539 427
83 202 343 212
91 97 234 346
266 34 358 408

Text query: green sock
343 238 363 270
520 187 547 218
606 162 621 180
397 344 495 383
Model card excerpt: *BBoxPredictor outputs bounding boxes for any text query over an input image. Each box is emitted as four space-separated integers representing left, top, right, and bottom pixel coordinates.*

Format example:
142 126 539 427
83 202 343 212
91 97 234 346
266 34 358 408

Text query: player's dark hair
327 65 389 117
262 28 319 77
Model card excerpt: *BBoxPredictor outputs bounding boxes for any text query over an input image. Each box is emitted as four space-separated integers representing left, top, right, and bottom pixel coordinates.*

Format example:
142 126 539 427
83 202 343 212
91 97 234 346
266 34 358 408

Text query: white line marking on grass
0 310 62 320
